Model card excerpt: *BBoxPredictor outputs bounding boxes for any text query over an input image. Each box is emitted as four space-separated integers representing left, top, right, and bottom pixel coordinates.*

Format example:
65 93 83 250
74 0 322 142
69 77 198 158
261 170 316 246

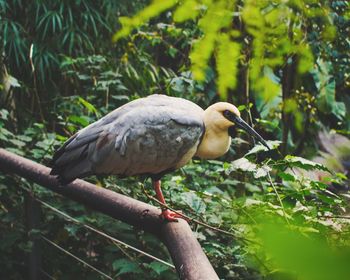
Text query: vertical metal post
25 192 42 280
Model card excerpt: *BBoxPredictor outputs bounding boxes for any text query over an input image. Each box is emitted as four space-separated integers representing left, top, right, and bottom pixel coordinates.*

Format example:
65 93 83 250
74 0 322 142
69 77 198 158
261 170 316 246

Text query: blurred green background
1 0 349 279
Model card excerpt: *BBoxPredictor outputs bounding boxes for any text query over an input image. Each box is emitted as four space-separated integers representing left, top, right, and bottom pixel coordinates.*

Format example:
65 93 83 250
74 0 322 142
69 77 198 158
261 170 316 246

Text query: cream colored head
195 102 241 159
195 102 269 159
203 102 241 131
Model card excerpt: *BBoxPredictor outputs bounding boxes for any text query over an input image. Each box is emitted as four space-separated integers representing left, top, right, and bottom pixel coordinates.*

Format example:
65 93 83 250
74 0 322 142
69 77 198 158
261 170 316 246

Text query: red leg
153 180 183 222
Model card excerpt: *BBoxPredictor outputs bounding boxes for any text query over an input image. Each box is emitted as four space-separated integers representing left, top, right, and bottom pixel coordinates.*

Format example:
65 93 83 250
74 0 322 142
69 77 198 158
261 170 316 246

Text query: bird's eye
223 110 231 119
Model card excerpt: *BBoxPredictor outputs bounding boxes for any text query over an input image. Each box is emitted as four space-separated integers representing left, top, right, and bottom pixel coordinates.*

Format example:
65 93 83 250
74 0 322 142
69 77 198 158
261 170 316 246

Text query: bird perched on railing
51 94 269 221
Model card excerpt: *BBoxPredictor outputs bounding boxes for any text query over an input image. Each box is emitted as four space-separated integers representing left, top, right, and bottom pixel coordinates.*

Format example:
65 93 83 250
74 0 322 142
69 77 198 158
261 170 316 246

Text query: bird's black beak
224 110 270 150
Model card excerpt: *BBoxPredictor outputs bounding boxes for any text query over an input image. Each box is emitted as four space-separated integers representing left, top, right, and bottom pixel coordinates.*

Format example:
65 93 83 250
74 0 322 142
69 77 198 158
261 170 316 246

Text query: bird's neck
195 127 231 159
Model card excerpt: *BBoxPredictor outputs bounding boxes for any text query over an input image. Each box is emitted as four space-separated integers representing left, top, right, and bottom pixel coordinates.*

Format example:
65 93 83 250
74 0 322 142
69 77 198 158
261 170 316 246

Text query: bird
51 94 269 222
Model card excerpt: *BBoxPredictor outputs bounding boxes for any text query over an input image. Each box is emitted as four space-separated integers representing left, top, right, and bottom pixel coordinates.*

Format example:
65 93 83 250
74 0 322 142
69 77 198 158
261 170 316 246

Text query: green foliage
112 258 142 276
115 0 238 98
1 0 115 81
1 0 350 279
313 59 346 120
216 34 240 95
113 0 178 41
255 219 350 280
113 0 349 104
158 141 349 279
113 0 349 152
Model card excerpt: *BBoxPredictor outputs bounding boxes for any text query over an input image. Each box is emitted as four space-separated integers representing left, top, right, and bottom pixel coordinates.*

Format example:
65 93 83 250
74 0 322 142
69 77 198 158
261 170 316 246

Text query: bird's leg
153 180 183 222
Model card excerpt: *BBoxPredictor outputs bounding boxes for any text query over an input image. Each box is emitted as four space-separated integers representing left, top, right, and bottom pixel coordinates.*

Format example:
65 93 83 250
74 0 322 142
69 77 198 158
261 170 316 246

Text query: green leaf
113 0 177 41
313 59 346 120
0 127 14 138
254 165 272 178
229 158 257 173
255 75 281 103
64 224 79 237
0 109 10 120
245 140 281 156
78 97 99 117
190 33 216 81
310 181 331 191
244 198 263 207
216 34 240 99
190 0 234 82
16 135 32 142
168 46 178 58
182 192 206 214
112 258 142 276
11 139 26 147
278 172 296 182
297 44 313 73
173 0 199 22
147 261 169 275
68 115 89 127
284 155 330 172
4 74 21 88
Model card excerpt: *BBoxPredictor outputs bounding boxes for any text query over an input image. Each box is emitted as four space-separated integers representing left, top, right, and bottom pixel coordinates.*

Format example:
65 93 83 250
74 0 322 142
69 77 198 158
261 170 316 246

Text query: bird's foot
161 209 186 222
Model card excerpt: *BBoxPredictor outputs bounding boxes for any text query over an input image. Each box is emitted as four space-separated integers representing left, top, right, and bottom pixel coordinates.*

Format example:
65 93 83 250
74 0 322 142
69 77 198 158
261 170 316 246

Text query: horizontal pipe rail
0 148 219 280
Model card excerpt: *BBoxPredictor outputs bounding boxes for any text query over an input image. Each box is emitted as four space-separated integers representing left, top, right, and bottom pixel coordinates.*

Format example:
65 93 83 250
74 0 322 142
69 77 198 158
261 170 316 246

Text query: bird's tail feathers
51 160 92 184
50 137 93 184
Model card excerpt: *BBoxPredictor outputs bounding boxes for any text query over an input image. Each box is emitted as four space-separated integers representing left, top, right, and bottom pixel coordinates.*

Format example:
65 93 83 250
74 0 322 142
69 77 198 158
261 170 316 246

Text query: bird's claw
161 209 186 222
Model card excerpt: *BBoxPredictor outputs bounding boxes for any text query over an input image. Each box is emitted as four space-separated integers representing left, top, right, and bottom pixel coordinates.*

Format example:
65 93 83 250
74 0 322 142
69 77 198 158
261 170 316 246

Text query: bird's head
204 102 270 150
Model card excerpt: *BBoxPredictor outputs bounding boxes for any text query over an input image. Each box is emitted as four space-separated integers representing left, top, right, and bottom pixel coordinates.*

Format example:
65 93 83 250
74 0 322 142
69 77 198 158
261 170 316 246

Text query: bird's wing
51 95 204 183
101 105 204 177
56 94 203 151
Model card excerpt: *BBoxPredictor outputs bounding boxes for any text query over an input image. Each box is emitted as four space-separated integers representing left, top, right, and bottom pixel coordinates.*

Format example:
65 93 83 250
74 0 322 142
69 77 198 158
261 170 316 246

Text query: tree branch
0 148 219 280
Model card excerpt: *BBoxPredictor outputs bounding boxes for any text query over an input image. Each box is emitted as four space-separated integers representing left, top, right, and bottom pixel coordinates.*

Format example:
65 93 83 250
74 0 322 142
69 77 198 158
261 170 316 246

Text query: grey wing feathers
50 95 204 183
50 98 142 182
50 131 98 183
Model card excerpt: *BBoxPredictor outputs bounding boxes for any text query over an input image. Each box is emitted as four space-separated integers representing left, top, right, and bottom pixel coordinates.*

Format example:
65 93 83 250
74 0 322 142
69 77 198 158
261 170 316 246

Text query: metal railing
0 148 219 280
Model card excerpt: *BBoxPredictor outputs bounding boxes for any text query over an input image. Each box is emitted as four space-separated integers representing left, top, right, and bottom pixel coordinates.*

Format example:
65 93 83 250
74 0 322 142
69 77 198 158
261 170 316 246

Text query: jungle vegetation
1 0 349 279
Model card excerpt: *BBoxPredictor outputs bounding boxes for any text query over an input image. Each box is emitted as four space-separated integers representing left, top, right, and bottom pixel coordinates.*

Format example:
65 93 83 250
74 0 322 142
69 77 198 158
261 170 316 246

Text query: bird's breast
195 132 231 159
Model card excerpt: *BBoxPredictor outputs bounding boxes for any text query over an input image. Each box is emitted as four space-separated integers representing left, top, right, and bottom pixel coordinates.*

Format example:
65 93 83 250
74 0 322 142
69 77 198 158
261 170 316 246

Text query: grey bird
51 94 269 221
